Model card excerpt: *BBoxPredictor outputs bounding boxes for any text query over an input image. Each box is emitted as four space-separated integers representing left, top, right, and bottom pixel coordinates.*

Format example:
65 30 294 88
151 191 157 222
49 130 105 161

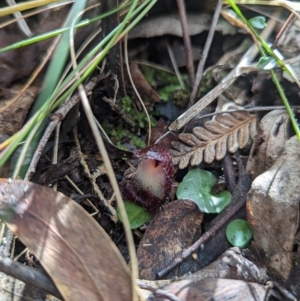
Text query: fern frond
171 111 257 169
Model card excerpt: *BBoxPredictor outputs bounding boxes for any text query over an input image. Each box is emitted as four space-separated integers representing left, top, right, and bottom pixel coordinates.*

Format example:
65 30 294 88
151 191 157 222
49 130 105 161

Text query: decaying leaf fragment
171 111 257 169
247 136 300 290
0 180 133 301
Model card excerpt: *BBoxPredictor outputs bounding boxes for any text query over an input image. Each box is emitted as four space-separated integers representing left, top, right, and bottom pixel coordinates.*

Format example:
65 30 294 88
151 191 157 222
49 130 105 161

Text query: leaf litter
1 1 300 301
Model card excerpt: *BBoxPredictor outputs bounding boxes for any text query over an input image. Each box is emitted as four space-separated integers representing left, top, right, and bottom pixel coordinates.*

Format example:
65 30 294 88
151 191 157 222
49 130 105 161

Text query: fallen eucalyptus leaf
0 180 133 301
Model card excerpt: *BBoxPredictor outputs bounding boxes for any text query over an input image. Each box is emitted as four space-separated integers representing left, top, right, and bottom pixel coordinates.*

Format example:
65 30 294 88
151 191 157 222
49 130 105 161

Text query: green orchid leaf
249 16 266 29
117 201 151 229
257 56 276 70
226 219 253 248
176 169 231 214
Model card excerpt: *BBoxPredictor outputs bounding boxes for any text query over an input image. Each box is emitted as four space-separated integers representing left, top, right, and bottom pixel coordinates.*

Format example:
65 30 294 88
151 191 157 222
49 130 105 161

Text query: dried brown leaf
0 180 133 301
171 111 257 169
137 200 203 279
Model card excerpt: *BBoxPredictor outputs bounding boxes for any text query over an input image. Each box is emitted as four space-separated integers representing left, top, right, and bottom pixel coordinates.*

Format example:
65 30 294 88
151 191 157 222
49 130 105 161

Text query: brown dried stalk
171 111 257 169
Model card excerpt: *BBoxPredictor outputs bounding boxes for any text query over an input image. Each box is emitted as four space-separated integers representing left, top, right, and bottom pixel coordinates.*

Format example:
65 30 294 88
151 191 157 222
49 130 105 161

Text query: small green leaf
249 16 266 29
257 56 276 70
176 169 231 213
117 201 151 229
226 219 253 248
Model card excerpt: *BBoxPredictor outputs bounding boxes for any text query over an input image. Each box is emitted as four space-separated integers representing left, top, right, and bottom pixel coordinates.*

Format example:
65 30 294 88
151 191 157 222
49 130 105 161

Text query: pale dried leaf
228 129 239 153
190 150 203 167
247 136 300 294
215 113 237 126
238 124 249 148
249 117 257 139
193 127 220 141
177 133 202 147
204 141 216 163
171 112 256 168
216 137 227 160
204 120 229 134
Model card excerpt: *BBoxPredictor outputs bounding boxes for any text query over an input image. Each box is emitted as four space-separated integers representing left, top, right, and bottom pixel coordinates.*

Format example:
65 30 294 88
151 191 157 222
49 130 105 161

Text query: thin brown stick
176 0 195 88
184 105 300 122
188 0 223 107
222 153 236 194
0 256 62 299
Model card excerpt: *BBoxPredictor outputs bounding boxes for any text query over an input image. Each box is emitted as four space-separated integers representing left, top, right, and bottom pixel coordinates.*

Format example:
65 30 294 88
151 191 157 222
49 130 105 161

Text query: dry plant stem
133 60 175 75
272 13 296 49
25 76 103 180
176 0 194 88
73 127 117 219
124 34 151 145
158 152 250 278
51 121 61 191
69 22 138 301
5 0 32 36
188 0 223 107
188 105 300 122
64 175 99 216
272 281 297 301
0 0 73 28
137 280 182 301
0 0 61 16
166 41 185 89
0 256 62 299
13 247 28 261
